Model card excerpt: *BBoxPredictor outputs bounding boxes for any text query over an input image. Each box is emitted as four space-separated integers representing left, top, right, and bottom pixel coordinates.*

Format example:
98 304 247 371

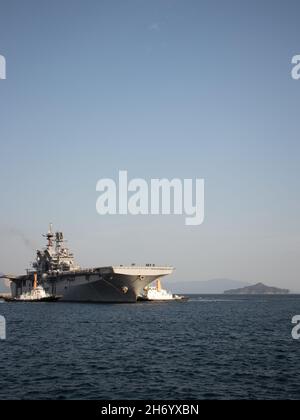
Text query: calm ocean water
1 295 300 400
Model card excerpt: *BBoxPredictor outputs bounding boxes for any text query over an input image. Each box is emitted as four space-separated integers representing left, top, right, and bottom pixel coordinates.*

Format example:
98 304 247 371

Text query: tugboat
4 273 61 302
138 279 188 302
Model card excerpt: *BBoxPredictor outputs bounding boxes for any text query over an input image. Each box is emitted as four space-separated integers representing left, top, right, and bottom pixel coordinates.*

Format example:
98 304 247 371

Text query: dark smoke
1 227 37 250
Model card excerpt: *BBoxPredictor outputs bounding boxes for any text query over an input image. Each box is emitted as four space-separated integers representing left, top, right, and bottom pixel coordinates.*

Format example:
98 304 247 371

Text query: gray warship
3 225 174 303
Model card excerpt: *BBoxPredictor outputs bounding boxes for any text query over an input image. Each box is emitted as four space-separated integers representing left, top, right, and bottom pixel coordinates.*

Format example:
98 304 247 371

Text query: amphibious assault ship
2 225 174 303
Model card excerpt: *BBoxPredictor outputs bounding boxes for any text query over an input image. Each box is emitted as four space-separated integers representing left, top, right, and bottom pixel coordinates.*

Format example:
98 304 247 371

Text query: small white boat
5 273 61 302
18 286 54 301
138 280 188 302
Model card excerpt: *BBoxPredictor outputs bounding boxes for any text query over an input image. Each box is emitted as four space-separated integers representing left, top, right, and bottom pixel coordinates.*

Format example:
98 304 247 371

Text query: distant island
163 278 251 294
224 282 290 295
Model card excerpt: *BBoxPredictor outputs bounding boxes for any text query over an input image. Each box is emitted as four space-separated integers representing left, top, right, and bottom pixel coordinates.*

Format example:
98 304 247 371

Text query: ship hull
10 266 174 303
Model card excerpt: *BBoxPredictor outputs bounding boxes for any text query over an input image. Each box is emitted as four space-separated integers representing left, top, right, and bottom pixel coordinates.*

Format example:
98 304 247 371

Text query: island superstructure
3 225 174 303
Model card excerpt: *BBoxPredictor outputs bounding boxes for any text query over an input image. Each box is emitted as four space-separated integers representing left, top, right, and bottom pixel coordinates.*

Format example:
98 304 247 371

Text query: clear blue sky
0 0 299 290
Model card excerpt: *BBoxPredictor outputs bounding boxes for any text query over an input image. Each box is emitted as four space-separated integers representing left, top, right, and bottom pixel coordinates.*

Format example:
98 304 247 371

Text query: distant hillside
0 272 10 293
163 278 250 294
224 282 290 295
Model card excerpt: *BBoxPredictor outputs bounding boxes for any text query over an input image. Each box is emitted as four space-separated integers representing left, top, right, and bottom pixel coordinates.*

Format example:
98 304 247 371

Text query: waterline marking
0 315 6 340
291 55 300 80
0 54 6 80
96 171 205 226
291 315 300 340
